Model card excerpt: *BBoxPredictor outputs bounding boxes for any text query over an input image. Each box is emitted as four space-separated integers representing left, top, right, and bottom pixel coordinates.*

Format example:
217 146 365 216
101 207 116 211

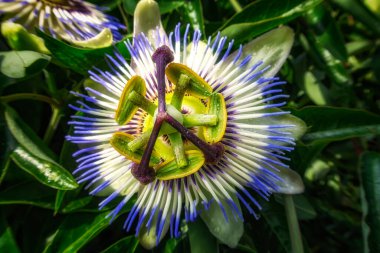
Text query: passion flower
0 0 125 41
67 0 306 248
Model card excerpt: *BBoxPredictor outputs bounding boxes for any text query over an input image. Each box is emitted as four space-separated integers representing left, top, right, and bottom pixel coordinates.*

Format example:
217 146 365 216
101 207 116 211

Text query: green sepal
115 76 146 125
203 93 227 143
166 62 213 99
156 150 205 180
110 132 160 166
1 22 50 54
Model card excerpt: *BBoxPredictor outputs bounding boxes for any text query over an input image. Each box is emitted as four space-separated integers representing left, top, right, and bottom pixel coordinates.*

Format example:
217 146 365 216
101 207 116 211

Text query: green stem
128 90 157 115
43 107 62 145
0 93 60 109
43 69 58 98
284 194 304 253
229 0 242 12
0 158 10 185
118 2 129 28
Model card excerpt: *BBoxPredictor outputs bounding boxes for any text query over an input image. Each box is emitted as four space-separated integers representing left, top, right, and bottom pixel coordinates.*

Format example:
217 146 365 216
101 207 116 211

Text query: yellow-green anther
110 132 160 166
169 75 189 168
129 113 219 152
128 130 150 152
166 63 213 99
171 74 190 109
156 150 205 180
168 133 188 168
115 76 146 125
128 90 157 115
183 114 218 127
203 93 227 143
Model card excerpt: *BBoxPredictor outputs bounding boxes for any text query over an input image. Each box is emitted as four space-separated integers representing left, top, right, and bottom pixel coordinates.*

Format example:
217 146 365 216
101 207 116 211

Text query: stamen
132 46 174 184
165 114 224 164
130 45 225 184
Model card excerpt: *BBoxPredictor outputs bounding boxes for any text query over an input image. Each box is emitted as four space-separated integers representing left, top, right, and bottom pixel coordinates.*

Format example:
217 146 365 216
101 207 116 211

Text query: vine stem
0 93 60 109
229 0 242 12
43 107 63 145
284 194 304 253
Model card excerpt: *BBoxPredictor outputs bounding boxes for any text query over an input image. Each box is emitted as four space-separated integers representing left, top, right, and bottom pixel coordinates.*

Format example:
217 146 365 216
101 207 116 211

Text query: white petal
200 195 244 248
133 0 167 48
225 26 294 78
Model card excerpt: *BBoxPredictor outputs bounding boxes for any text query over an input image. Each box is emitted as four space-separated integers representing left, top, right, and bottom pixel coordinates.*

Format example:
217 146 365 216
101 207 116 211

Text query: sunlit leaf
0 51 50 79
100 236 139 253
43 212 113 253
219 0 322 44
4 105 77 190
11 146 78 190
292 107 380 144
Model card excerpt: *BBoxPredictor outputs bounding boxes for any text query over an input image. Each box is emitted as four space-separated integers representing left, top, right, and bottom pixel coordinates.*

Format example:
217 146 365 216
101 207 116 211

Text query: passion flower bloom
67 0 305 248
0 0 125 40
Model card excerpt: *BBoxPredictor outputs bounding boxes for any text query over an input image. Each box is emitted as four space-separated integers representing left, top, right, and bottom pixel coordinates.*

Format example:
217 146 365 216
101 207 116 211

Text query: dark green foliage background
1 0 380 252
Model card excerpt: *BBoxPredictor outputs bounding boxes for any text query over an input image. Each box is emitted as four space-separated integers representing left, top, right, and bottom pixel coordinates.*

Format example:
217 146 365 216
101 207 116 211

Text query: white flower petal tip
138 215 170 249
273 168 305 194
0 0 125 41
133 0 167 46
200 196 244 248
69 28 113 49
226 26 294 78
67 20 300 248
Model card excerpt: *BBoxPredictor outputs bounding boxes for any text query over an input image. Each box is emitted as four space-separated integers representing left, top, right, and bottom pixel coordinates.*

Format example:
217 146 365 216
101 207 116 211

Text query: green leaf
36 30 130 75
162 238 182 253
261 201 292 253
331 0 380 36
182 0 205 36
303 70 330 105
188 219 218 253
61 196 94 213
100 236 139 253
4 105 78 190
360 152 380 253
122 0 138 15
303 30 352 87
292 107 380 144
54 190 66 214
0 51 50 79
11 146 78 190
0 212 21 253
159 0 185 14
0 106 16 183
43 212 113 253
304 4 348 61
218 0 322 44
0 181 55 209
4 105 56 160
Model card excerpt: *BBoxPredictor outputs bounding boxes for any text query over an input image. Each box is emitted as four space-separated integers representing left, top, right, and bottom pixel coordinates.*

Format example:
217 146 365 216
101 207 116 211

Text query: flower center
110 46 227 184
